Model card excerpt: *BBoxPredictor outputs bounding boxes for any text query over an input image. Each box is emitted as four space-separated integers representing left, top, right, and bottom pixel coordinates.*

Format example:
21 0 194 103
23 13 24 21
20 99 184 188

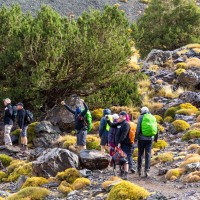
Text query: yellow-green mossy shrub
180 103 198 112
176 62 187 69
22 177 49 188
92 121 100 131
0 171 7 182
11 129 21 136
0 154 13 167
56 168 81 184
62 136 76 149
158 124 165 133
7 187 50 200
164 116 173 123
152 140 168 149
176 109 196 116
86 135 100 150
0 197 4 200
91 109 103 120
184 171 200 183
58 181 73 195
72 178 91 190
164 106 180 118
190 123 200 131
133 148 138 157
7 162 33 182
107 181 150 200
154 115 163 124
102 176 122 190
165 168 185 181
196 115 200 122
179 155 200 168
175 68 186 76
188 144 200 150
27 122 39 143
155 152 174 163
172 120 190 132
197 147 200 155
182 130 200 141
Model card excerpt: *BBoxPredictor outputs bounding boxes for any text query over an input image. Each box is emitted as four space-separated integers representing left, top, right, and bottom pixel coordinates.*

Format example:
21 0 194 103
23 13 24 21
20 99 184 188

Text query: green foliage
0 171 7 182
27 122 39 143
164 106 180 118
172 120 190 132
72 178 91 190
58 181 73 195
132 0 200 58
86 73 144 109
164 116 173 123
86 135 101 150
22 177 49 188
153 140 168 149
7 187 50 200
154 115 163 124
91 109 103 120
182 130 200 141
175 69 185 76
0 154 13 167
0 5 132 112
176 109 195 116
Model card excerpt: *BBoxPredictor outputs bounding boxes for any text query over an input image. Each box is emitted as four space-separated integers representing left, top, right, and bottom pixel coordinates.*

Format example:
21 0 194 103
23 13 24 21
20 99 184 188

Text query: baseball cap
119 111 127 116
16 102 24 107
112 113 119 120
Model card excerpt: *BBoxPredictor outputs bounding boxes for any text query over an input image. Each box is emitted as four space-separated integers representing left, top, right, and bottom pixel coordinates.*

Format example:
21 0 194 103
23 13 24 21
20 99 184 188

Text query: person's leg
137 140 145 175
21 126 28 153
100 134 108 153
4 125 13 146
123 163 129 180
78 130 87 151
144 140 153 177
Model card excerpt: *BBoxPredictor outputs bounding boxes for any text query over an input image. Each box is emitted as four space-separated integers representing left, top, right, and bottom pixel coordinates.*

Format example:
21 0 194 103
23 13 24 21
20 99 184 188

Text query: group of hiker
2 97 158 180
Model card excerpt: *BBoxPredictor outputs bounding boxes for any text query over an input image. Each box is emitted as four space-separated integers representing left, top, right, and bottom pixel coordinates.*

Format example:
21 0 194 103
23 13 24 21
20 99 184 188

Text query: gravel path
0 0 146 22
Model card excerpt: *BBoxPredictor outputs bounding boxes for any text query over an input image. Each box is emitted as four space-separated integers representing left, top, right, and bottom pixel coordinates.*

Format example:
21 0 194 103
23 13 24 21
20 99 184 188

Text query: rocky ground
0 0 146 22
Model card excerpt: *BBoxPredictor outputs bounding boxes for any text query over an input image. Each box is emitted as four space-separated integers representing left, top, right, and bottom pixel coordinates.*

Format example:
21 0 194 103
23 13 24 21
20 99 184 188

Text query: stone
175 114 196 125
163 72 176 83
179 91 200 107
35 121 61 134
178 70 200 87
0 190 10 198
158 168 168 176
0 145 20 158
79 169 92 177
15 175 27 191
146 192 167 200
27 147 46 161
42 182 60 188
185 162 200 173
79 150 110 170
32 148 79 177
46 95 83 131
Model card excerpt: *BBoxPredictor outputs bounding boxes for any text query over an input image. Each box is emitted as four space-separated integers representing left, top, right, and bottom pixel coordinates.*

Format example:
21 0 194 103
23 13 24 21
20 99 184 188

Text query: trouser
4 125 13 145
121 144 135 169
137 139 153 172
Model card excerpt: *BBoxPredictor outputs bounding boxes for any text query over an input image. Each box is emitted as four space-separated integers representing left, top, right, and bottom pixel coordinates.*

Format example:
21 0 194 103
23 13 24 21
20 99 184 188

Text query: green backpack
85 110 93 132
141 114 157 137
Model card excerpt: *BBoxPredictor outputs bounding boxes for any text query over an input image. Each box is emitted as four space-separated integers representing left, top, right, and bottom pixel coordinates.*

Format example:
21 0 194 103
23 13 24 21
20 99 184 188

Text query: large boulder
175 114 196 125
178 70 200 87
179 91 200 107
79 150 110 170
32 148 79 177
32 121 61 148
27 147 46 161
45 95 83 131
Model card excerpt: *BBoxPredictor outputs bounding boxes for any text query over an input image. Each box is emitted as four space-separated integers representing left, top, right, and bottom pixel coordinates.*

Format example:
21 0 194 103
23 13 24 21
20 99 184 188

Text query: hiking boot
122 172 128 180
119 170 124 177
130 168 136 174
145 171 150 177
137 170 141 177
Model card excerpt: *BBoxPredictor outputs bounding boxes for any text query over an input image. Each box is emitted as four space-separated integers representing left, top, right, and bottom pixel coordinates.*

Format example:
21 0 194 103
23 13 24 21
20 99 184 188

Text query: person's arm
107 120 119 128
7 105 13 117
99 118 106 137
118 122 130 145
80 102 88 116
64 105 76 114
154 125 158 142
135 115 143 143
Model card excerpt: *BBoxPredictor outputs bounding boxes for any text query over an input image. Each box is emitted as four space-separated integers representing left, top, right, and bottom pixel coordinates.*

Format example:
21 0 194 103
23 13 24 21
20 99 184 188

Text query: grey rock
158 168 168 176
79 169 92 177
79 150 111 170
15 175 27 191
32 148 79 177
146 192 167 200
0 190 10 197
179 91 200 107
185 162 200 173
175 114 196 124
42 182 60 188
35 121 61 134
27 147 46 161
163 72 176 83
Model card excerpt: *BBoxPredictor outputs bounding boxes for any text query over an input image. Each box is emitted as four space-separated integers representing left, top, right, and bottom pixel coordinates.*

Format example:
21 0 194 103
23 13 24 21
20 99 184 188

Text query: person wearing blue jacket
99 109 112 153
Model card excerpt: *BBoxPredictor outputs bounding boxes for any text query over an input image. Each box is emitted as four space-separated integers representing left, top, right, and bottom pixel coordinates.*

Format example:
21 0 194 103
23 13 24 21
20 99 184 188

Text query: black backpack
25 110 34 124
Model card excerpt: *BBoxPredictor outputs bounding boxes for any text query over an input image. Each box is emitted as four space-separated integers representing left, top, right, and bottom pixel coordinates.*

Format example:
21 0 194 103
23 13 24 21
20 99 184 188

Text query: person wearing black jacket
107 111 131 180
135 107 158 177
61 99 88 151
16 103 28 153
3 98 14 146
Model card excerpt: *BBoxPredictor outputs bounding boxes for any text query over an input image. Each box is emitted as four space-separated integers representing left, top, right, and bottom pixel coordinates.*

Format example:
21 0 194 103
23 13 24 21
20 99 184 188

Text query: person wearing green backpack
135 107 158 177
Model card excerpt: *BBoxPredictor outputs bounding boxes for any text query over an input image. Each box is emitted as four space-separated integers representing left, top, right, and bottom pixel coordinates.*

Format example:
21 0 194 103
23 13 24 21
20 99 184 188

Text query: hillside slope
0 0 146 21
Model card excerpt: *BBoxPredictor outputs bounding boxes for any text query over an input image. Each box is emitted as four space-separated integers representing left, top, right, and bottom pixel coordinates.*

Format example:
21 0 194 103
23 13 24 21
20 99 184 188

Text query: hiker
108 113 119 152
135 107 158 177
61 99 88 151
107 111 136 179
3 98 14 146
99 109 113 153
16 103 29 154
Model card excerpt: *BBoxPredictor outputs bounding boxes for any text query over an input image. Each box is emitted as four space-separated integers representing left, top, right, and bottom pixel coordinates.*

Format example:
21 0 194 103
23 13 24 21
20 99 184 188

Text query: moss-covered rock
165 168 185 181
91 109 103 120
27 122 39 143
152 140 168 149
164 106 179 118
22 177 49 188
107 181 150 200
86 135 100 150
154 115 163 124
62 136 76 149
164 116 173 123
56 168 81 184
182 130 200 141
0 154 13 167
7 187 49 200
72 178 91 190
11 129 21 136
58 181 73 195
172 120 190 132
7 160 25 174
0 171 7 182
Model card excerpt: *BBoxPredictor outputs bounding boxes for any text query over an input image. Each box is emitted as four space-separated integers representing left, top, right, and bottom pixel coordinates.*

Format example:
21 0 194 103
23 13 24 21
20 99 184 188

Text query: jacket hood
103 109 111 116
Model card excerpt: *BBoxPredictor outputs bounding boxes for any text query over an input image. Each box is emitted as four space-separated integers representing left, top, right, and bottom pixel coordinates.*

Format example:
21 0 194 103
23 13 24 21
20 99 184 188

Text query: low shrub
0 171 7 182
182 130 200 141
152 140 168 149
165 168 185 181
197 147 200 155
164 106 180 118
62 136 76 149
58 181 73 195
56 168 81 184
22 177 49 188
154 115 163 124
107 180 150 200
190 123 200 131
155 152 174 163
180 103 198 112
180 155 200 168
185 57 200 68
7 187 50 200
164 116 173 123
175 68 186 76
172 120 190 132
176 109 196 116
184 171 200 183
102 176 122 190
91 109 103 120
158 124 165 133
86 135 100 150
92 121 100 131
72 178 91 190
27 122 39 143
188 144 200 150
176 62 187 69
0 154 13 167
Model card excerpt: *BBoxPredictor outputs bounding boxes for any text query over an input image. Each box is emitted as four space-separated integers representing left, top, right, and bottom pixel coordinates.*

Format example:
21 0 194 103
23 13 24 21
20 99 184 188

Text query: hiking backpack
141 113 157 137
11 105 17 121
25 110 34 124
85 110 92 132
129 121 137 143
